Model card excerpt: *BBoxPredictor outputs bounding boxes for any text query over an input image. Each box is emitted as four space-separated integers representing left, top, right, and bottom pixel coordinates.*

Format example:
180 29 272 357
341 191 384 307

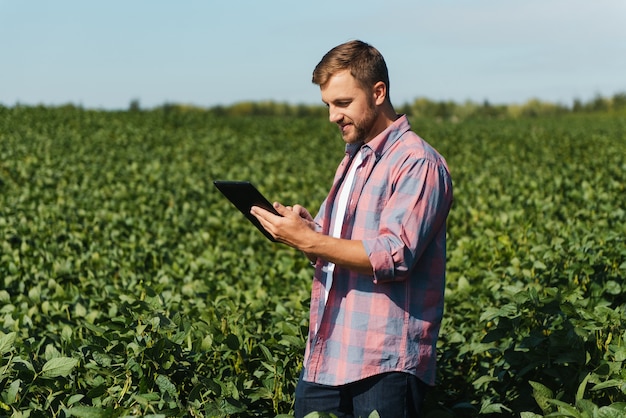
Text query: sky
2 0 625 110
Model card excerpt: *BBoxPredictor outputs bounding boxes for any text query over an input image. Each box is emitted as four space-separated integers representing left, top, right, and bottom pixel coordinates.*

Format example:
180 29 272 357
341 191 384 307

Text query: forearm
303 232 373 275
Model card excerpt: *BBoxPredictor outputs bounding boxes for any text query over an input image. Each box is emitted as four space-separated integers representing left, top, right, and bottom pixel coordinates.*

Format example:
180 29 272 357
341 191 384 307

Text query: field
1 105 625 417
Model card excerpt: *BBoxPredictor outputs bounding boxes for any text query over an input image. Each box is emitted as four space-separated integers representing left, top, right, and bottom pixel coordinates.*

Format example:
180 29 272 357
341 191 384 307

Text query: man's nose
328 106 342 124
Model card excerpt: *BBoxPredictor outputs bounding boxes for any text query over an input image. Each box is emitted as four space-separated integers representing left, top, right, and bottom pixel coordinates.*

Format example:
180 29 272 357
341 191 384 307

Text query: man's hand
251 202 373 275
251 202 317 250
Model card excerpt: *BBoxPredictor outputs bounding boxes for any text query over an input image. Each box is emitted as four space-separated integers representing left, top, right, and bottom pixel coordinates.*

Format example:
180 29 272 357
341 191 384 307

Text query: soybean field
0 106 625 417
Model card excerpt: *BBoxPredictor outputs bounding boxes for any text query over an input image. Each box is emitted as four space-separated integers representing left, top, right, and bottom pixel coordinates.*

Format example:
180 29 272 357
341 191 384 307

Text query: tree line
192 91 626 120
5 92 625 120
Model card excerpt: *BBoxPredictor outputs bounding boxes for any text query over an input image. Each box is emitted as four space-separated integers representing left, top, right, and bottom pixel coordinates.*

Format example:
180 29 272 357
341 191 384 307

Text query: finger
272 202 293 216
293 204 313 221
250 205 273 221
251 208 276 230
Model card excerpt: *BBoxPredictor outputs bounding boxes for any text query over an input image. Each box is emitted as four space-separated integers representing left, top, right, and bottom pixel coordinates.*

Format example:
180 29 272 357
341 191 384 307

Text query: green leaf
576 373 590 402
591 379 623 391
5 379 21 404
597 404 626 418
12 357 35 373
224 333 240 350
479 400 511 414
155 374 178 400
547 398 583 416
529 380 554 414
478 303 519 322
473 375 498 389
575 398 597 416
132 392 161 407
40 357 78 378
67 394 84 406
66 406 107 418
258 343 274 362
303 412 338 418
0 332 16 354
457 275 470 291
481 327 509 343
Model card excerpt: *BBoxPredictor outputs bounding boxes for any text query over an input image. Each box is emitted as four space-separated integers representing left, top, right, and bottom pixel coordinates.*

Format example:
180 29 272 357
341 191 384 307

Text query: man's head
313 40 396 144
312 40 390 100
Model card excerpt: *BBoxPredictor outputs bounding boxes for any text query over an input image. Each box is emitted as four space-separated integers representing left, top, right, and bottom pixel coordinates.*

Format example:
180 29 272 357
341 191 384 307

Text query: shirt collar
343 114 411 160
364 114 410 158
345 141 362 158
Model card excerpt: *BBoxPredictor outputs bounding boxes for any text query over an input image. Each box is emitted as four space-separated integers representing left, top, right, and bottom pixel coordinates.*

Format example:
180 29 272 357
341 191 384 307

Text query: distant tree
410 98 438 118
211 105 227 116
586 94 609 112
129 99 141 112
476 99 506 118
434 101 457 120
572 98 583 112
612 92 626 111
518 99 568 118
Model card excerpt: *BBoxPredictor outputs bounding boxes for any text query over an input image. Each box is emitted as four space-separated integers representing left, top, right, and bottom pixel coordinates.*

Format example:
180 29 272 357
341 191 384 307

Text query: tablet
213 180 281 241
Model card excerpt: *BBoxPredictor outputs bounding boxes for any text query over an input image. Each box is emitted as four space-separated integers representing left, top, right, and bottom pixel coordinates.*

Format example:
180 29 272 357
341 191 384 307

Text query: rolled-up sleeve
362 158 452 283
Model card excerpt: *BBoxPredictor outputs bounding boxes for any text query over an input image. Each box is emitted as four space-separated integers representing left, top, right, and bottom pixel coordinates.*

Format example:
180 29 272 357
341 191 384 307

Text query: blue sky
2 0 625 110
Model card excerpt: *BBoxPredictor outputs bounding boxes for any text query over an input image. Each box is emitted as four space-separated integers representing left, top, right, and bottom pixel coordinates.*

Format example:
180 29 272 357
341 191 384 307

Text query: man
251 40 453 417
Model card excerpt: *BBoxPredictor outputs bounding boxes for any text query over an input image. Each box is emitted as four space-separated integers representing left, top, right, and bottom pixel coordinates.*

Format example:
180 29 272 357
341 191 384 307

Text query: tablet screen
213 180 280 241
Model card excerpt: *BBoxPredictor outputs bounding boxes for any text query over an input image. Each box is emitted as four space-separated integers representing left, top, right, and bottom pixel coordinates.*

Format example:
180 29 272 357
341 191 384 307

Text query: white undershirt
321 150 363 308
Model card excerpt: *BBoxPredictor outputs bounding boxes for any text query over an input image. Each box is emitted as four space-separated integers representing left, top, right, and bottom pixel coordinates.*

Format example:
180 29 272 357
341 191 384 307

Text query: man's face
320 70 379 144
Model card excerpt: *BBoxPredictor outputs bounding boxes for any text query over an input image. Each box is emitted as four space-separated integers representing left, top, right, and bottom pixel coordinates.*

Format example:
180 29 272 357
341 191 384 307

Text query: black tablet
213 180 281 241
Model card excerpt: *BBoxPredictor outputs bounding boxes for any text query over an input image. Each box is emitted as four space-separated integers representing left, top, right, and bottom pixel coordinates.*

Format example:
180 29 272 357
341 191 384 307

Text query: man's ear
372 81 387 105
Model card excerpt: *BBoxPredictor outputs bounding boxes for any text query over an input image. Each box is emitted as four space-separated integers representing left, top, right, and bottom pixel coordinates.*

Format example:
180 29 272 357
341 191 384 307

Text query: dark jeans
294 370 429 418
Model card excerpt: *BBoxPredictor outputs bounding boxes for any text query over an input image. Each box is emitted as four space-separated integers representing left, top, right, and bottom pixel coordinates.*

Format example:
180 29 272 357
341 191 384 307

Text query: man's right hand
291 204 316 229
284 204 317 263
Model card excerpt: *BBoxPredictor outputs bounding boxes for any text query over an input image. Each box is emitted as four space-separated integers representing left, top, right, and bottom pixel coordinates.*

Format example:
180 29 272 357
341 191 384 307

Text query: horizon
2 0 625 110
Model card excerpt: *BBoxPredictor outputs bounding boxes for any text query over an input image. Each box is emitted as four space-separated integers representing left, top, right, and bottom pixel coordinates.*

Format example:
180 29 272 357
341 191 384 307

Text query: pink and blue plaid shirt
303 115 453 387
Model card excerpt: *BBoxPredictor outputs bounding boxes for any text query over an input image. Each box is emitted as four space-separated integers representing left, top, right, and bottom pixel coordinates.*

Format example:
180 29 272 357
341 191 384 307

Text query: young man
251 40 453 417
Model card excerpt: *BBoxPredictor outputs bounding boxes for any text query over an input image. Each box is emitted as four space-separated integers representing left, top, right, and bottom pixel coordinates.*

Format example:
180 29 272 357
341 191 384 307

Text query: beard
341 99 379 144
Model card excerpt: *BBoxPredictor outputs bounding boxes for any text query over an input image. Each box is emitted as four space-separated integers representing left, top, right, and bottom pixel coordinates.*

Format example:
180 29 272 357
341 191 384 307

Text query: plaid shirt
303 115 453 386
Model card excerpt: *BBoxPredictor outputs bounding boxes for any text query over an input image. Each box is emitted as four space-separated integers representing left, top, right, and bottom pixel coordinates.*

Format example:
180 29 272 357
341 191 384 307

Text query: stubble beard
344 103 379 144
